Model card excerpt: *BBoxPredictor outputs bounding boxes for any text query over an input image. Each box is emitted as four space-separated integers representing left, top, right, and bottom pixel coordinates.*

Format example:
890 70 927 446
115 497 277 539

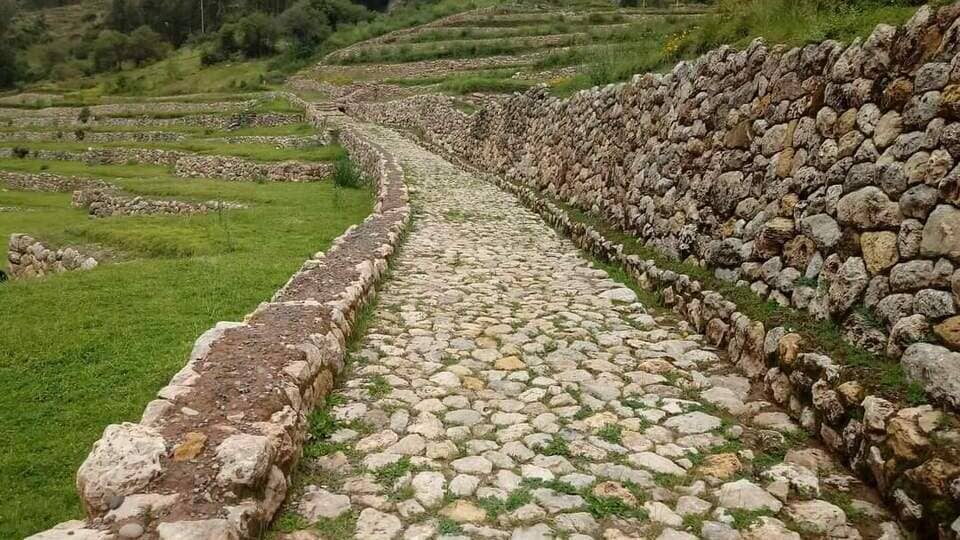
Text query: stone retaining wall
71 189 245 218
0 171 114 192
3 112 302 130
7 234 98 279
28 112 411 540
0 130 187 143
206 134 330 148
0 147 333 182
172 154 333 182
0 100 253 120
346 4 960 413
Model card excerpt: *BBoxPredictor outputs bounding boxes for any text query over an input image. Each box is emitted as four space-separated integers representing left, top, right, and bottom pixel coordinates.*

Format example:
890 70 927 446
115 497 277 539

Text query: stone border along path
277 121 904 540
27 111 409 540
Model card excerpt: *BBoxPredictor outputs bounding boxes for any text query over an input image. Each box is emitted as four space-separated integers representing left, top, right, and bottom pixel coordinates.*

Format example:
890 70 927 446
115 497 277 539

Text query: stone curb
27 110 411 540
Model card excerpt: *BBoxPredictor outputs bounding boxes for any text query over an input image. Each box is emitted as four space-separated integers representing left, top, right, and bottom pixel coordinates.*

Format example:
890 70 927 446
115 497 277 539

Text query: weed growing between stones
727 508 775 530
332 155 368 189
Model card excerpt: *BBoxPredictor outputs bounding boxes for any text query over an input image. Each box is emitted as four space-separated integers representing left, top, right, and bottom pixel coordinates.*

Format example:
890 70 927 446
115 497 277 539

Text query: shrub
332 156 366 188
12 147 30 159
78 106 91 123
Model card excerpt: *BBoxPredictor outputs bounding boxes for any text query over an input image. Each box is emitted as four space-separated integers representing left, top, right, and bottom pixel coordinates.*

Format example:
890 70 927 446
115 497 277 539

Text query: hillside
6 1 960 540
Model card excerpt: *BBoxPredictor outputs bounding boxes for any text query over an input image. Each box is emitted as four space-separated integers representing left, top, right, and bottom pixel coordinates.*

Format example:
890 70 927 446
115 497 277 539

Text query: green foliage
728 508 774 530
583 493 648 519
479 487 534 518
374 457 412 486
366 375 392 398
438 76 533 95
437 518 463 535
333 156 368 188
595 423 623 445
542 435 570 456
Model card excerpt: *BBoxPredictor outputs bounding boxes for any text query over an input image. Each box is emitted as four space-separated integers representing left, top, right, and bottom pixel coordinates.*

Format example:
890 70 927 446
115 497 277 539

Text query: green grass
439 75 534 94
0 169 373 538
595 423 623 445
2 140 345 163
30 49 275 99
252 95 303 114
543 0 919 95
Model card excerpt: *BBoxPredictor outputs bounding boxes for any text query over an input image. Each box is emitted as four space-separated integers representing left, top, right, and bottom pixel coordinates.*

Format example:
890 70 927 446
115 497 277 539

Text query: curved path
279 120 903 540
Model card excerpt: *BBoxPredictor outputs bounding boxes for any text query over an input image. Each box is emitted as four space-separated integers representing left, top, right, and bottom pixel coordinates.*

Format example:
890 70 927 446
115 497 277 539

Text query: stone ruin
7 234 97 279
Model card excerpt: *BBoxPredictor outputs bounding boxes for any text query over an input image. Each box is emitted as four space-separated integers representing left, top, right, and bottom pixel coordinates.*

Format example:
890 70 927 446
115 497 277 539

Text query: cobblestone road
279 121 903 540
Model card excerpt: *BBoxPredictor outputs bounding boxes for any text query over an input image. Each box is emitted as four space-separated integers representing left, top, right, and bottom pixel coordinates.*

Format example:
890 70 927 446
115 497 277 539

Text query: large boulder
836 186 901 229
902 343 960 408
921 204 960 262
76 423 166 513
828 257 869 317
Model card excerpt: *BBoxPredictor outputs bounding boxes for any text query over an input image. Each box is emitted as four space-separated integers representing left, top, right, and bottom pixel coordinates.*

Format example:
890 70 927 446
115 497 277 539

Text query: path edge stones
27 111 411 540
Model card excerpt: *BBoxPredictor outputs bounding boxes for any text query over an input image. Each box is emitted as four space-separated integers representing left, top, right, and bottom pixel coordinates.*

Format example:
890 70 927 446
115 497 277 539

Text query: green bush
332 156 367 188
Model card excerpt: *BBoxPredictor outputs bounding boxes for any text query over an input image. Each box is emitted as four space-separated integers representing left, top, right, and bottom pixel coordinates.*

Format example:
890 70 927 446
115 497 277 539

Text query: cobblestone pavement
279 122 904 540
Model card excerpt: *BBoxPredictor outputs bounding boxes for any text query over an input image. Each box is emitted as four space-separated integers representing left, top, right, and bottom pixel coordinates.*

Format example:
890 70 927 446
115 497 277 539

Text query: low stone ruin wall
7 234 97 279
30 112 410 540
71 189 245 218
0 100 252 120
478 164 960 537
2 112 303 130
173 155 333 182
0 171 114 192
346 4 960 414
206 134 330 148
0 147 333 182
0 130 187 144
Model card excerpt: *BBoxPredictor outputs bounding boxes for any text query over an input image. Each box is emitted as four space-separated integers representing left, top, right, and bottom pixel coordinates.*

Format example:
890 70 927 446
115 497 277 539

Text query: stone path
279 121 903 540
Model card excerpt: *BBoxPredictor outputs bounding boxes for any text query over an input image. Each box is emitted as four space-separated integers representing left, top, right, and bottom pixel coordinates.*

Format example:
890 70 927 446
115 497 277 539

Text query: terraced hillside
292 3 708 101
0 92 372 539
9 2 960 540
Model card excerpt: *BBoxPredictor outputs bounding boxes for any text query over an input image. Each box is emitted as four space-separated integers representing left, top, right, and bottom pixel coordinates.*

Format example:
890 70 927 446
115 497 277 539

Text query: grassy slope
0 164 373 538
2 140 345 163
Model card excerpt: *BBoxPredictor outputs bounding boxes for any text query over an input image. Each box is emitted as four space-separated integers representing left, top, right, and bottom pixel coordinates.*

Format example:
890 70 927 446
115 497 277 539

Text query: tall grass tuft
332 156 368 189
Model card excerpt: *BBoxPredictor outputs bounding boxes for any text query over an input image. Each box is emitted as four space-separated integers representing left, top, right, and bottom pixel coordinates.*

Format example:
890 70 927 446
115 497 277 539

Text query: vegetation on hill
2 0 500 93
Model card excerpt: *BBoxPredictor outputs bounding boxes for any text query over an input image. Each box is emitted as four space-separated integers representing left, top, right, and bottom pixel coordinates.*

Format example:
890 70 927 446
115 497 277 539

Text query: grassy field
3 140 344 163
0 158 373 538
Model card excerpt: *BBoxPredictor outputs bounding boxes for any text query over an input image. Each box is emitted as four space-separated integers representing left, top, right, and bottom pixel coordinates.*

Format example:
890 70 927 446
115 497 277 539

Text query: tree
279 0 331 50
126 25 171 66
92 30 129 71
0 0 21 88
106 0 145 33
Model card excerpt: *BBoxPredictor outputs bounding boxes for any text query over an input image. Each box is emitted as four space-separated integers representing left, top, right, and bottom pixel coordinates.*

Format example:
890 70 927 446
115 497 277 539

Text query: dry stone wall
71 189 245 218
0 100 252 120
0 171 114 192
347 4 960 412
0 130 187 143
0 147 333 182
2 112 302 130
7 234 97 279
29 111 410 540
